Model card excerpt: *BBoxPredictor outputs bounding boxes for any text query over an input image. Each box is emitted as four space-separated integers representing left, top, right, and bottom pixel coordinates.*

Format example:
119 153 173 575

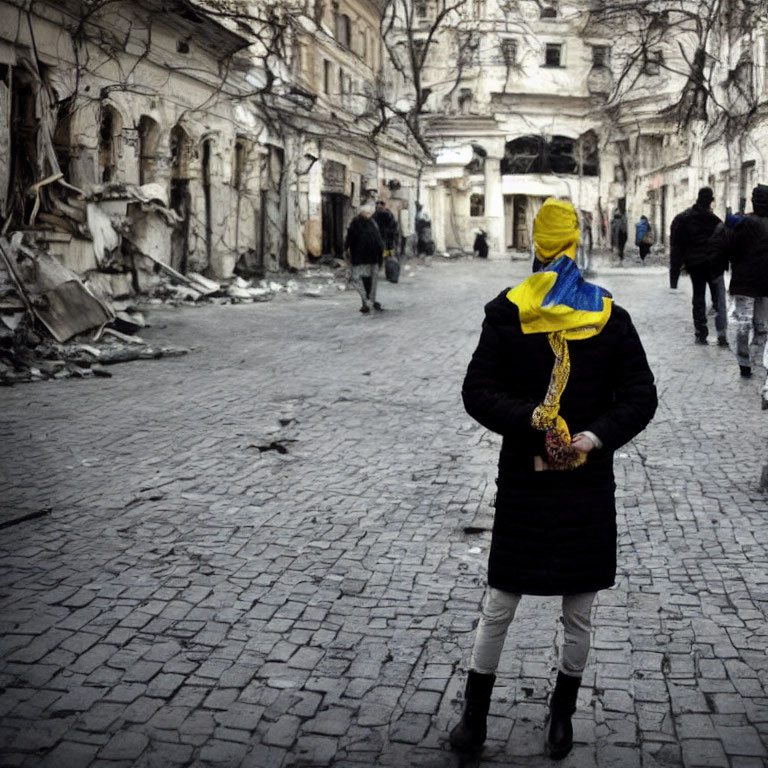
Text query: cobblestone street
1 255 767 768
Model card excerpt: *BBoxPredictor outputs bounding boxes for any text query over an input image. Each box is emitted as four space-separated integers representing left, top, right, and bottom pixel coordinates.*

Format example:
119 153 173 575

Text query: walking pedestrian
373 200 399 259
669 187 727 345
709 184 768 407
345 203 384 313
610 208 628 262
452 198 657 759
635 215 653 262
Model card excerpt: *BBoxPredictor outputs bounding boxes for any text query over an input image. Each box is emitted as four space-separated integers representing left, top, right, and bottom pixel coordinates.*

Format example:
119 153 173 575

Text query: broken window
53 96 74 182
502 136 546 174
99 104 123 183
470 193 485 216
501 134 596 176
578 130 599 176
544 43 562 67
138 115 160 185
549 135 577 174
540 3 557 18
592 46 609 68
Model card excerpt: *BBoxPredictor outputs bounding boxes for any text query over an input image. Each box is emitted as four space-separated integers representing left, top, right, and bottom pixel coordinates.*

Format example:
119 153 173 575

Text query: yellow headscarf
533 197 580 264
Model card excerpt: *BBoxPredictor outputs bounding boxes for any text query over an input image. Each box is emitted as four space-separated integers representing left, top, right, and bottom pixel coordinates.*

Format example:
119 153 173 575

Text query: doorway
321 192 348 258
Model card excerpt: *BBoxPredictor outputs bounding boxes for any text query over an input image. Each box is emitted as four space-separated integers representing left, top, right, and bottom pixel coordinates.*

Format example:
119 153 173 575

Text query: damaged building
0 0 423 292
410 0 768 256
0 0 270 294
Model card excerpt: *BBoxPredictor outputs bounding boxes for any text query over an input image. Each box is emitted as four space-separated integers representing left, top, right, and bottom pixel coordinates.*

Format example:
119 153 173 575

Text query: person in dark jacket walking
451 198 657 760
345 203 384 313
709 184 768 407
635 215 653 262
373 200 398 258
669 187 727 345
610 209 628 262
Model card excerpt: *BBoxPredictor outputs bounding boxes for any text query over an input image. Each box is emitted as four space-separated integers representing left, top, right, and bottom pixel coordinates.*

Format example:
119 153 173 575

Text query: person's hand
571 433 596 454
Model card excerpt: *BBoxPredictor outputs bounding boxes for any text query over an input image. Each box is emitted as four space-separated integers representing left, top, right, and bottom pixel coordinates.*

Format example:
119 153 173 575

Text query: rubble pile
0 229 350 386
0 234 188 386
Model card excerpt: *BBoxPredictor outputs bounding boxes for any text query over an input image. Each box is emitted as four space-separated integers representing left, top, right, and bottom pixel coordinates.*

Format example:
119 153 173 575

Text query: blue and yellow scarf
507 199 612 469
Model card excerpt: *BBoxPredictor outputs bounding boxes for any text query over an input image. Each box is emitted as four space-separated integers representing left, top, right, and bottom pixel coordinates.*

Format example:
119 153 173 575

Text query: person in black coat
450 198 657 760
610 209 628 262
708 184 768 405
473 229 489 258
345 203 384 313
669 187 727 345
372 200 398 256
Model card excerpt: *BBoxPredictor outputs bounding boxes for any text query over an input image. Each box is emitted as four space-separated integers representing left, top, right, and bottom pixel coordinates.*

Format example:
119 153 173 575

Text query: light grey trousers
350 263 379 306
469 587 597 678
729 295 768 377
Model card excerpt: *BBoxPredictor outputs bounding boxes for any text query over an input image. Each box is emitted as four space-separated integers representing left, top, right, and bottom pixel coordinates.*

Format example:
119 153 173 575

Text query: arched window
501 136 546 174
578 130 599 177
170 124 192 180
549 135 577 174
337 14 351 47
99 105 123 182
138 115 160 185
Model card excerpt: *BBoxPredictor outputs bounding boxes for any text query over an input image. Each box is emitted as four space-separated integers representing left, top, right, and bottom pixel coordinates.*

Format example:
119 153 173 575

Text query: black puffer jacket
669 204 721 288
708 212 768 298
345 215 384 266
463 291 657 595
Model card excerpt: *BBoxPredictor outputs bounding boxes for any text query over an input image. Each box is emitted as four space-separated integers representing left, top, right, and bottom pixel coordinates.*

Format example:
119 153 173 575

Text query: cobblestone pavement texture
1 253 767 768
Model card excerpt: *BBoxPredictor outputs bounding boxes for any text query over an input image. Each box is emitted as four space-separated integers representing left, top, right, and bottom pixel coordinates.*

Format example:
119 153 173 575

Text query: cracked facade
414 0 768 255
0 0 422 288
1 0 766 287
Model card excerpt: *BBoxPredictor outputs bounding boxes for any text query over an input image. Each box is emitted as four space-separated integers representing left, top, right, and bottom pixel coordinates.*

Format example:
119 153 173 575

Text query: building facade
416 0 768 256
0 0 265 287
0 0 424 288
415 0 609 256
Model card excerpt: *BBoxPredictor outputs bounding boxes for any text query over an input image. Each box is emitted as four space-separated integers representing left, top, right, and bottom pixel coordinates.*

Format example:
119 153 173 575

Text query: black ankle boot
449 670 495 753
547 671 581 760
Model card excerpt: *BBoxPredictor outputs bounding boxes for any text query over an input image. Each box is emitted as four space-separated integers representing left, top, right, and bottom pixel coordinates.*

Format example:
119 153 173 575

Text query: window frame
543 43 563 68
591 45 609 68
470 193 485 217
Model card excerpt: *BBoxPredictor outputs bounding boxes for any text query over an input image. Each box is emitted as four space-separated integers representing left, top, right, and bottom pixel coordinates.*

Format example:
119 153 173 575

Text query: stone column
483 139 505 256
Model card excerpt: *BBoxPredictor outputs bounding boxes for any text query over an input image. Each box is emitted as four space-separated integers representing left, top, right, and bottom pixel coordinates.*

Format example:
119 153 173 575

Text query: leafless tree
374 0 481 155
588 0 768 195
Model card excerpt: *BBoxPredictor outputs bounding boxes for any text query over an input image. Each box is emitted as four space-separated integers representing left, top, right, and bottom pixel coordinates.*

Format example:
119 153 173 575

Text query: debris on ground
0 234 188 386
